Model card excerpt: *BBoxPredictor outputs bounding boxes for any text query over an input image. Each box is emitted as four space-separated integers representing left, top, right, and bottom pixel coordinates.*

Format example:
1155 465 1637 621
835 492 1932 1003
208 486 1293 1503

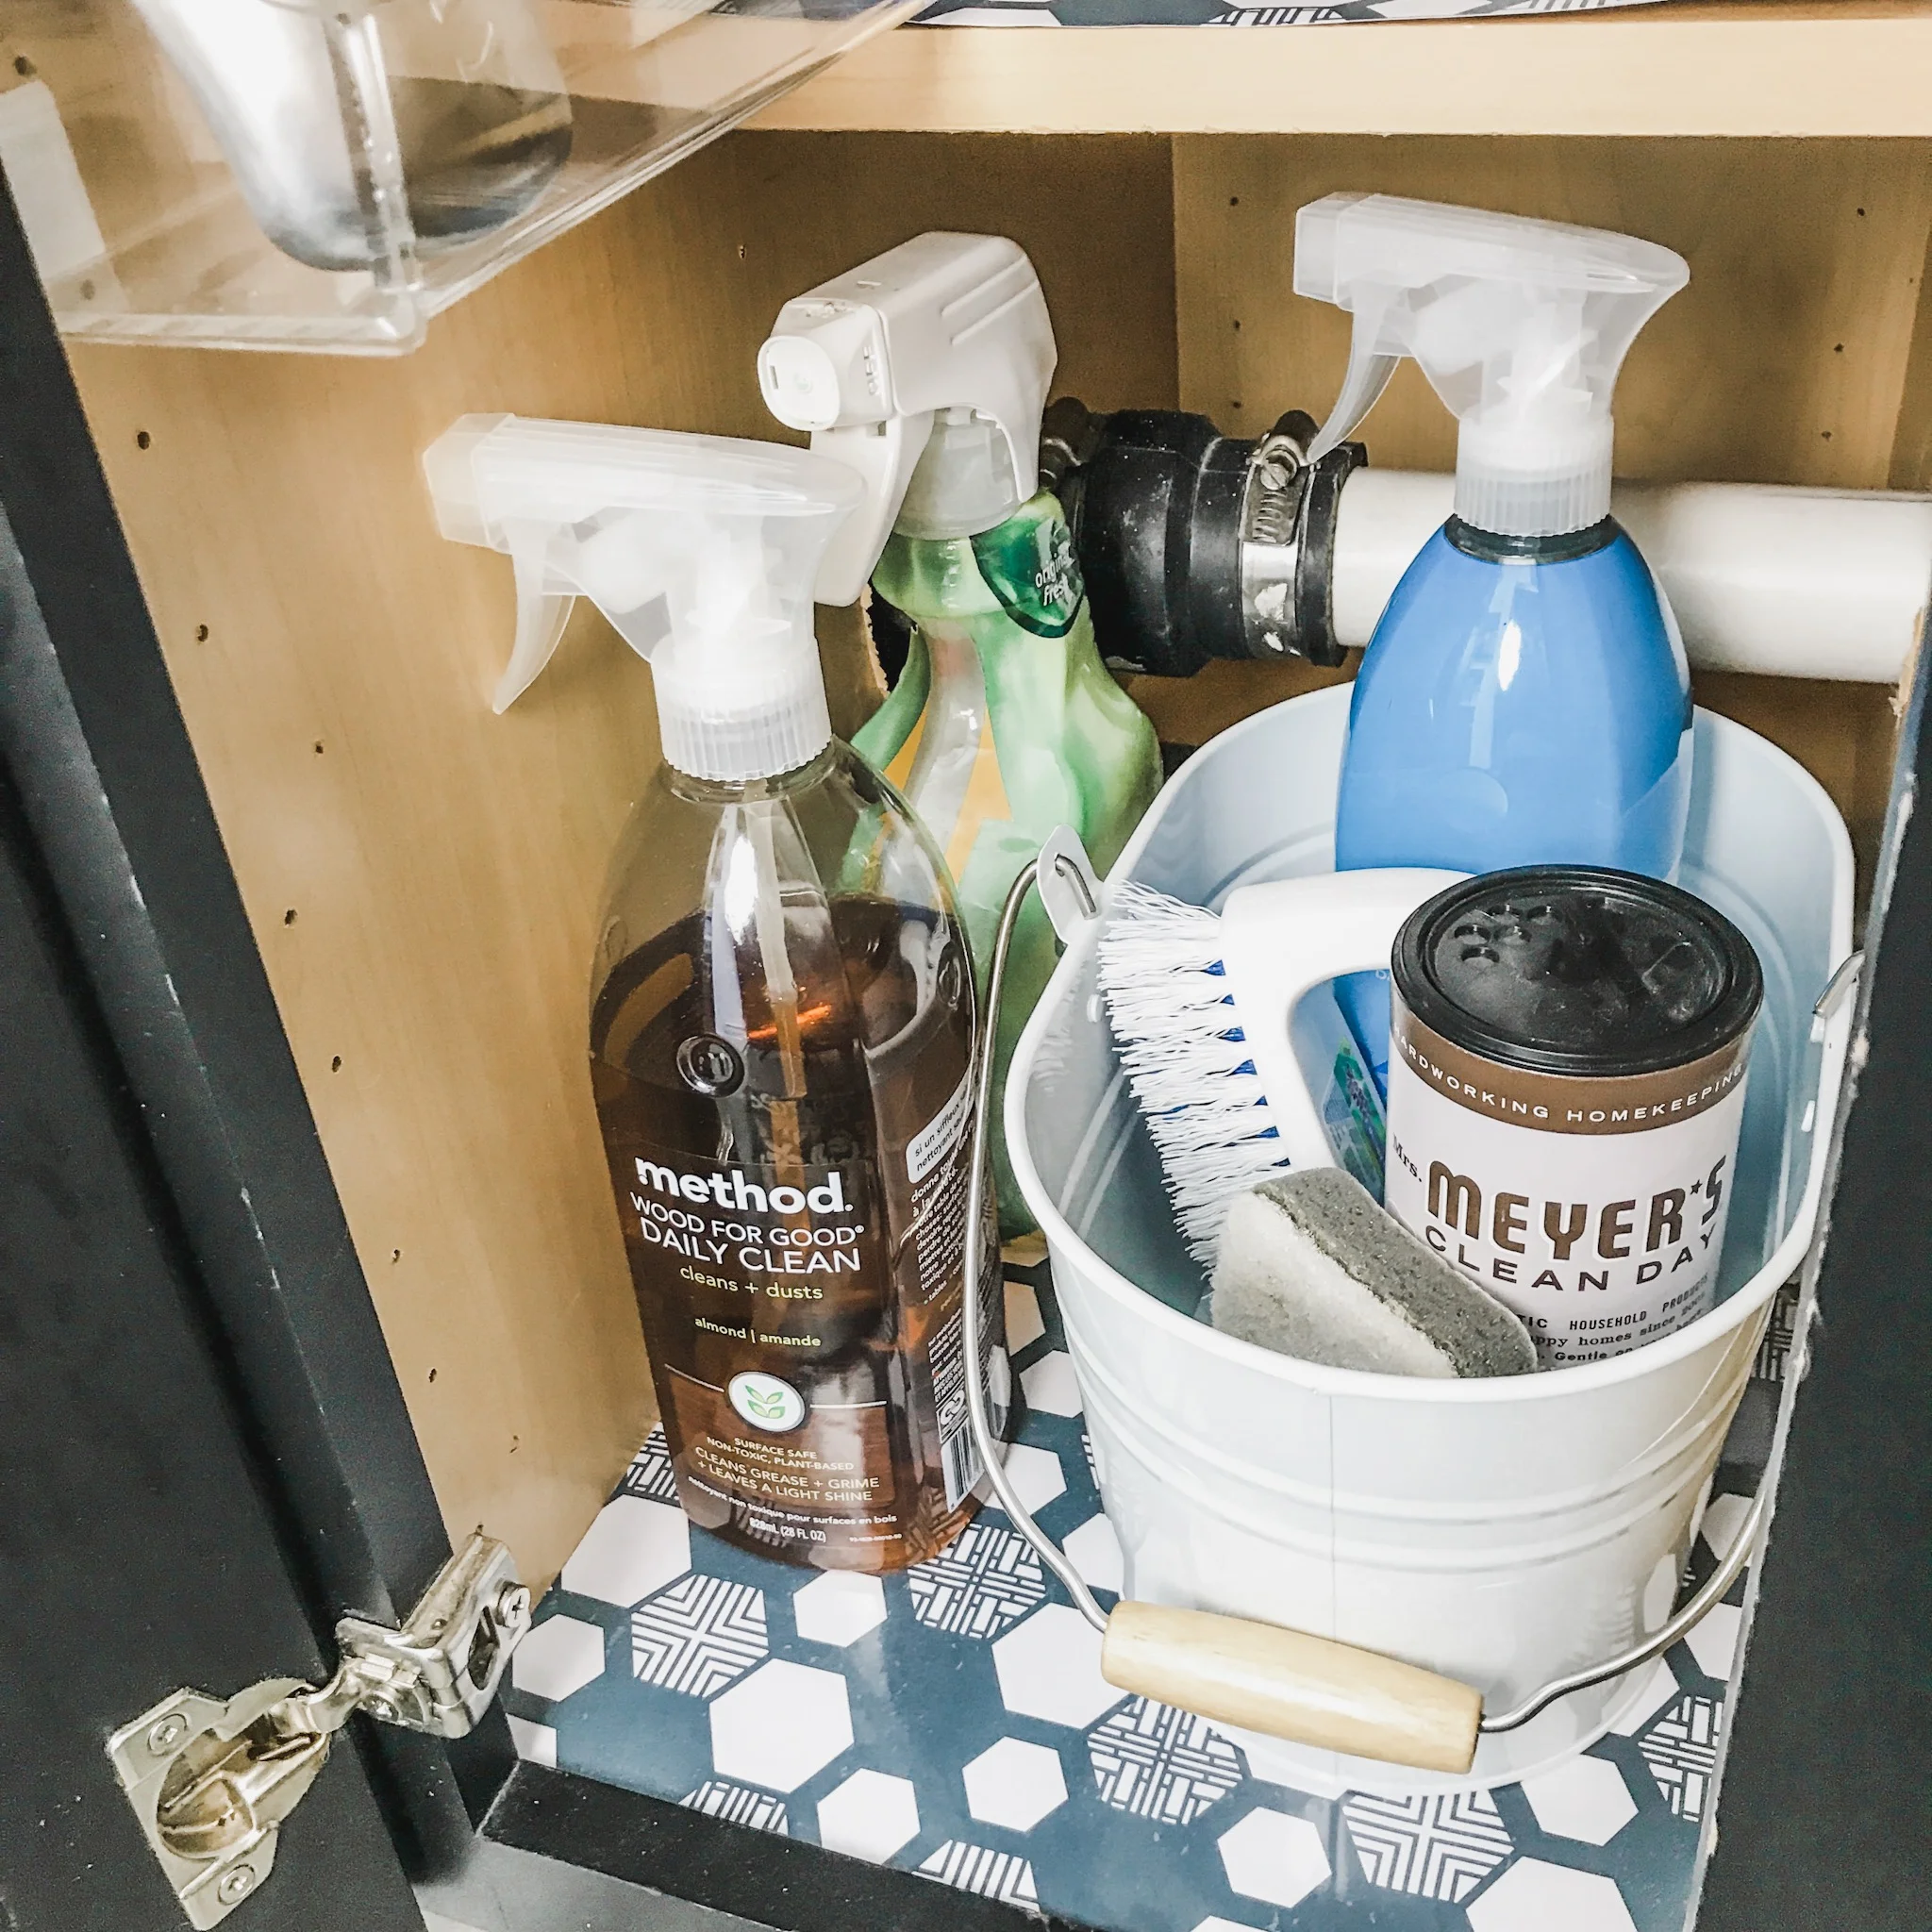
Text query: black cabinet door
0 165 490 1931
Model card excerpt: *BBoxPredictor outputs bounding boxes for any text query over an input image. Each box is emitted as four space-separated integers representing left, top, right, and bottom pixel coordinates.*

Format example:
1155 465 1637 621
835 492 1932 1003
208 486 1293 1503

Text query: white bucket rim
1006 694 1856 1409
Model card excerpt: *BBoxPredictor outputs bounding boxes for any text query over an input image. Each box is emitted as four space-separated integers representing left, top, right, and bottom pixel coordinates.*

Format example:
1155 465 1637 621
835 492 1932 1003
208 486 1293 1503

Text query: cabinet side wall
67 131 1177 1588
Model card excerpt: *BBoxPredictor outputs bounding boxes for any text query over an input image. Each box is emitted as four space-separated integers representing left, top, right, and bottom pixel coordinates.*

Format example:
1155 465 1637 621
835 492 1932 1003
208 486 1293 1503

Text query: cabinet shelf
752 2 1932 140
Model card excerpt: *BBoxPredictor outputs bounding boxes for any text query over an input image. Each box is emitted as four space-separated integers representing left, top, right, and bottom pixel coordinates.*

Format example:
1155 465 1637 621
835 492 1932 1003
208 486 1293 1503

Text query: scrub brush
1095 869 1459 1267
1211 1168 1537 1378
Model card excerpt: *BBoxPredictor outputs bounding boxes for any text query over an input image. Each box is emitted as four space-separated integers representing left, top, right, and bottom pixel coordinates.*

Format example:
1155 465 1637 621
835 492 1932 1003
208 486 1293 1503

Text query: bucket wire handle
963 849 1110 1635
960 842 1776 1772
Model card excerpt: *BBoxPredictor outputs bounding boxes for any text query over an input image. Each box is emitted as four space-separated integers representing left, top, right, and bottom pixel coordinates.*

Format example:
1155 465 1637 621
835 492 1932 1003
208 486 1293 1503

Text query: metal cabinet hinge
108 1531 529 1928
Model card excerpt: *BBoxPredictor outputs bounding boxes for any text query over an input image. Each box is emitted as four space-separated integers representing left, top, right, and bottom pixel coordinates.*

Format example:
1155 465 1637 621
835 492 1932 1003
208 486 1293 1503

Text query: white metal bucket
1006 687 1855 1794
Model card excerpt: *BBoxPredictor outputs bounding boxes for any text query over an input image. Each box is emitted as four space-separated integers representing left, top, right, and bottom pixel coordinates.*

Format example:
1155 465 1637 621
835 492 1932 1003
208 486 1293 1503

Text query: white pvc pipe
1333 469 1932 682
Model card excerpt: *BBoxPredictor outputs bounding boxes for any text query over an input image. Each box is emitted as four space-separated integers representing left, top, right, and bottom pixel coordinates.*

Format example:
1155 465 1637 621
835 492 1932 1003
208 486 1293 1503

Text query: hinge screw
367 1698 400 1724
495 1582 532 1629
217 1867 258 1904
145 1714 189 1757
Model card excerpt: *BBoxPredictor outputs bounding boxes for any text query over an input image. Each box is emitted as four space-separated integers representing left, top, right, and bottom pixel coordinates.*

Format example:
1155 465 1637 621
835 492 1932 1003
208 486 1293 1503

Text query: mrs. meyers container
1384 867 1762 1366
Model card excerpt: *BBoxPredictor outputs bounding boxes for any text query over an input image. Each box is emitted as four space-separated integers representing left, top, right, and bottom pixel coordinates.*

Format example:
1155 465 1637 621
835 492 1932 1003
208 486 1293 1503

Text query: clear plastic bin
0 0 915 354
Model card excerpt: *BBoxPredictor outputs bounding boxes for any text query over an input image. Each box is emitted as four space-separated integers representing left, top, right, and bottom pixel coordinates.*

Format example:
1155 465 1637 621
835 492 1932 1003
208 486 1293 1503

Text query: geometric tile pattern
1465 1858 1639 1932
511 1613 606 1702
620 1424 680 1505
793 1570 890 1649
507 1715 558 1767
1641 1690 1724 1822
964 1738 1069 1831
907 1517 1046 1638
1006 1278 1047 1352
1216 1807 1331 1909
999 1442 1068 1515
919 1840 1041 1914
514 1255 1769 1932
631 1573 767 1696
1521 1756 1638 1846
1342 1787 1514 1902
819 1769 921 1863
681 1777 791 1834
1020 1349 1083 1418
1752 1282 1799 1383
709 1659 852 1793
562 1495 691 1607
993 1605 1124 1729
1685 1601 1744 1682
914 2 1660 30
1468 1855 1638 1932
1089 1699 1244 1824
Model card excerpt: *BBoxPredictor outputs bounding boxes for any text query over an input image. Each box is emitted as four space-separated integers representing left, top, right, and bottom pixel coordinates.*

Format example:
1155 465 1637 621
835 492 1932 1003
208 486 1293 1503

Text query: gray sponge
1209 1168 1537 1378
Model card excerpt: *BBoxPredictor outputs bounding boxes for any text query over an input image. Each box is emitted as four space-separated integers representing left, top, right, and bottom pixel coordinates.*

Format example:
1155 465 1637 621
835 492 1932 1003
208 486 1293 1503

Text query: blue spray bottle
1293 194 1694 1095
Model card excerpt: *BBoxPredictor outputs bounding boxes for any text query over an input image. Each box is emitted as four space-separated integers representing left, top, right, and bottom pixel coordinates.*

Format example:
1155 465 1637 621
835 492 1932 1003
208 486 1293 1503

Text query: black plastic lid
1391 867 1763 1078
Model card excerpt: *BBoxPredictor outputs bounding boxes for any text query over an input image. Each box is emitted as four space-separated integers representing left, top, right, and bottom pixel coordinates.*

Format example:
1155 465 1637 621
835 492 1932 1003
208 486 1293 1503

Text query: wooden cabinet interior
67 127 1926 1590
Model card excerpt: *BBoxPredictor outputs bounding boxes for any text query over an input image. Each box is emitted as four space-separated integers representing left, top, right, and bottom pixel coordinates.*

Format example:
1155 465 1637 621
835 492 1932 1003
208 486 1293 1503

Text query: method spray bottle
425 415 1002 1572
1294 195 1694 1094
758 234 1161 1233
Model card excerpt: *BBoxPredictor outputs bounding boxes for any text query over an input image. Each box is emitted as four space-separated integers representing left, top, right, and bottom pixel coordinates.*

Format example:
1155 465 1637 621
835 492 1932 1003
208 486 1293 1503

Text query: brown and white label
1383 1003 1752 1365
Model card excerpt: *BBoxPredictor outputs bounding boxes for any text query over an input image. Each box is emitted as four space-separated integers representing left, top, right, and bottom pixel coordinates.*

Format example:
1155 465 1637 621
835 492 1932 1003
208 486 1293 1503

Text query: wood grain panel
752 7 1932 141
1174 136 1932 488
67 130 1175 1588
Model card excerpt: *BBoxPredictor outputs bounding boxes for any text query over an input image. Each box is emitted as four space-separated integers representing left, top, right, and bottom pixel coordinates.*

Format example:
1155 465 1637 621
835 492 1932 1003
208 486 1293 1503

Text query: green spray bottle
759 234 1161 1234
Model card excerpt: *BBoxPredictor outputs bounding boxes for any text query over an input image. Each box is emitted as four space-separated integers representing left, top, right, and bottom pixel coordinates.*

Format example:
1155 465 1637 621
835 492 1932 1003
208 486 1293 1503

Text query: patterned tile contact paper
508 1260 1778 1932
911 0 1669 29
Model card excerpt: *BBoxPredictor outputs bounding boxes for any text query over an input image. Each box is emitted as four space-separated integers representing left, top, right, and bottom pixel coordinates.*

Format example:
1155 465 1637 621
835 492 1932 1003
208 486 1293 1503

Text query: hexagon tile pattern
1020 1350 1083 1418
1062 1512 1124 1594
508 1256 1771 1932
1466 1858 1639 1932
511 1613 606 1703
709 1659 853 1792
992 1604 1124 1729
963 1738 1069 1832
1521 1755 1639 1845
561 1495 691 1607
683 1778 790 1834
793 1570 889 1649
908 1518 1045 1639
920 1841 1041 1913
1089 1699 1243 1825
818 1769 922 1863
621 1426 679 1505
1216 1807 1332 1909
1341 1788 1513 1903
1641 1690 1724 1821
631 1573 767 1697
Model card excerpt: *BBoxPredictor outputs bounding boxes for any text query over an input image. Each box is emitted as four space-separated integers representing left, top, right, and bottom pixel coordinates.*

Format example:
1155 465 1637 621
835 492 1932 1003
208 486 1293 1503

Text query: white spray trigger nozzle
1295 193 1688 538
759 232 1058 603
422 414 860 781
498 520 575 713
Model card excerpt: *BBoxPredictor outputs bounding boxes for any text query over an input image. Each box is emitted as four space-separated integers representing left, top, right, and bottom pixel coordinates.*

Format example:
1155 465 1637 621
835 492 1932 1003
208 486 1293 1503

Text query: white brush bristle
1096 879 1292 1268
